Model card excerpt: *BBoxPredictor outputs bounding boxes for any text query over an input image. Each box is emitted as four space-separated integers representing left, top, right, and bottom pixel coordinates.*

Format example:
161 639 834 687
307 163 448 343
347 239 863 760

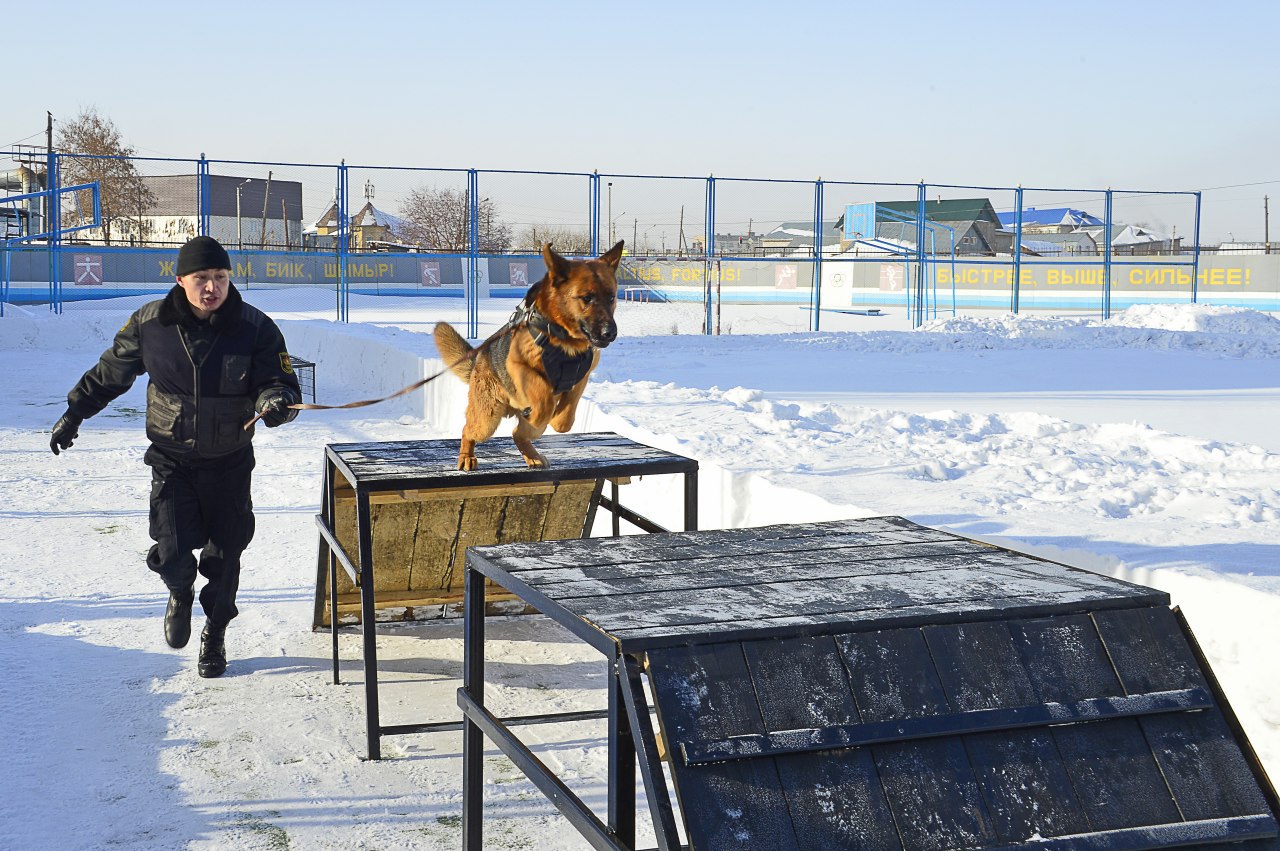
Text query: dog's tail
432 322 476 383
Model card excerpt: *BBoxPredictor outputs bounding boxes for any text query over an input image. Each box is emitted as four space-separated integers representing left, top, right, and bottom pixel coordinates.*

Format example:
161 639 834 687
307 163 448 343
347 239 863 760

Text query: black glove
256 393 295 428
50 410 83 455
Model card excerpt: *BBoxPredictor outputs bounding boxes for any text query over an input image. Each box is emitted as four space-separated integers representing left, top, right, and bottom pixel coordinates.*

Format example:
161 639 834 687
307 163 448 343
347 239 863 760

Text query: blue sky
5 0 1277 241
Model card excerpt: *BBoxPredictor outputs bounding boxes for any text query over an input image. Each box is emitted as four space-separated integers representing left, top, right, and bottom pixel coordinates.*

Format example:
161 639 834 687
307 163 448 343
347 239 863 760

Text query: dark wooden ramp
649 607 1278 850
463 516 1280 851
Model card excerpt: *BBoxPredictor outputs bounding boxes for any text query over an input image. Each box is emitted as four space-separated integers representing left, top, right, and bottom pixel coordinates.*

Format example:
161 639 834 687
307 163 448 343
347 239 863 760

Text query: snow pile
587 379 1280 535
1105 302 1280 335
0 304 125 351
917 305 1280 358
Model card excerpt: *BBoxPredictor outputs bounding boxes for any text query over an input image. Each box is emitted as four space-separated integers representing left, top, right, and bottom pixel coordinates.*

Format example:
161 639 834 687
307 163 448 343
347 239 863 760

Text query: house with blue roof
996 207 1104 233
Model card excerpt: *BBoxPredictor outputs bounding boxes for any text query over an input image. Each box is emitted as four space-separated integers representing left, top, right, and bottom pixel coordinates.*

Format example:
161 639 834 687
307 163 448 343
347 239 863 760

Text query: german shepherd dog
433 241 623 470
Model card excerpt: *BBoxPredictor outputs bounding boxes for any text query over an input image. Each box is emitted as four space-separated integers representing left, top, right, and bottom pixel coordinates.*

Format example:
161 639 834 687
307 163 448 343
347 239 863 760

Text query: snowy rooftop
997 207 1105 228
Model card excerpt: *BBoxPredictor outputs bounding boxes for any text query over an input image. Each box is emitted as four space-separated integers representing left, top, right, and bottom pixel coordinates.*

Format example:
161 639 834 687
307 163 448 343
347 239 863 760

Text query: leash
241 309 529 430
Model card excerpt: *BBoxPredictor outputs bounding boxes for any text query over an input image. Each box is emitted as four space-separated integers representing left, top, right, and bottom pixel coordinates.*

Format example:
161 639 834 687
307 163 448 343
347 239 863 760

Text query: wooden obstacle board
322 476 601 624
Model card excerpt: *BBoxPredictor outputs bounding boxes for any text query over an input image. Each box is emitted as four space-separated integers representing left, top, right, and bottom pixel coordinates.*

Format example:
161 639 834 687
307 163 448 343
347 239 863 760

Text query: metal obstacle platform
313 432 699 760
460 515 1280 850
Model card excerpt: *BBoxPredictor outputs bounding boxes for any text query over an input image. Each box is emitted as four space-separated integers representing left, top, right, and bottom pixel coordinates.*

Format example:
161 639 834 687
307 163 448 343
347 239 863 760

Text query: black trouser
145 445 256 631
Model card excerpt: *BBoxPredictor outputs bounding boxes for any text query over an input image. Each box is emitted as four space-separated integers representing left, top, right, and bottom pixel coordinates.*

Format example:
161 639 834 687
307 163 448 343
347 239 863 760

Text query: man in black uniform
50 236 301 678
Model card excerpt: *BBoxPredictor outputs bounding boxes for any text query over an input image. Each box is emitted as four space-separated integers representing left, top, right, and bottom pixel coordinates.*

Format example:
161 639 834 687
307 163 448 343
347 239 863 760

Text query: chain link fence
4 150 1277 328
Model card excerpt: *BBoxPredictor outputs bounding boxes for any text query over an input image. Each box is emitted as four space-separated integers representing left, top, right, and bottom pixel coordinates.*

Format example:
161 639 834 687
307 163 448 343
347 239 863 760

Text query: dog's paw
457 454 478 471
523 452 548 469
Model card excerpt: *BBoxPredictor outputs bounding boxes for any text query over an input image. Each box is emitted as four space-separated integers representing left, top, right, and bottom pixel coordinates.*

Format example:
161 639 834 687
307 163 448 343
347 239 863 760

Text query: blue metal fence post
1012 185 1024 314
197 154 210 237
704 175 715 335
589 172 600 256
1 239 9 317
467 169 480 339
338 161 349 323
1103 188 1113 320
812 178 824 332
1192 191 1202 304
915 182 926 328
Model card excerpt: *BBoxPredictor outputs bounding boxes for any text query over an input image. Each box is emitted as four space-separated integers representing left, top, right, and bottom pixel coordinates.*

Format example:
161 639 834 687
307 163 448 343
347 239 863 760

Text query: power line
1199 179 1280 192
4 130 45 148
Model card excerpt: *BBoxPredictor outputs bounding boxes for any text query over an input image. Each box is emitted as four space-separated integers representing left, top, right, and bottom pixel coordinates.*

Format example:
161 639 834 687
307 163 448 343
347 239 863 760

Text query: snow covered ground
2 292 1278 849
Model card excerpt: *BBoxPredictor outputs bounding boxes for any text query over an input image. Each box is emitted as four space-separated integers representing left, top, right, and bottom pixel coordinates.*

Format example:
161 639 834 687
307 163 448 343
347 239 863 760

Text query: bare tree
54 107 156 245
397 186 511 252
514 224 594 255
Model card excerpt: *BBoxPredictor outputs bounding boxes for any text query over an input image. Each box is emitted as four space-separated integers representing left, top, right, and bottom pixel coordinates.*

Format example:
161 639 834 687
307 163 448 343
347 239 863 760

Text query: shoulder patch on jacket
279 353 293 374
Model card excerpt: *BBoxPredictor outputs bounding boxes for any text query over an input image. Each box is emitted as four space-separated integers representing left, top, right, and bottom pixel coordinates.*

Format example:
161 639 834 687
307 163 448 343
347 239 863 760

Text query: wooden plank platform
469 515 1168 651
327 432 693 490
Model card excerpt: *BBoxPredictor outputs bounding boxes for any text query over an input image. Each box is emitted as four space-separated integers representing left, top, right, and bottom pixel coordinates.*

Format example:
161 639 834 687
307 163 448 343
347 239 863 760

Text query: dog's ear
599 240 624 271
542 243 571 285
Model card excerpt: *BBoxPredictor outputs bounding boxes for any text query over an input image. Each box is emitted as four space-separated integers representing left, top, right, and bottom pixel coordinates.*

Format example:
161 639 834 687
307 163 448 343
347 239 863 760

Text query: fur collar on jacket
158 283 244 332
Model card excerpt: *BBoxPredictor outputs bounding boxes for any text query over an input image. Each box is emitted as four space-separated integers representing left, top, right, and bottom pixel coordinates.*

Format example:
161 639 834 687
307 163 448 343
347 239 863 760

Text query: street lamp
235 179 252 249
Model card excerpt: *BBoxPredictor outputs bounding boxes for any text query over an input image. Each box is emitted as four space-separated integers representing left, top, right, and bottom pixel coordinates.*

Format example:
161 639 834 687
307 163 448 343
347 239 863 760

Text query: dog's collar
510 300 577 349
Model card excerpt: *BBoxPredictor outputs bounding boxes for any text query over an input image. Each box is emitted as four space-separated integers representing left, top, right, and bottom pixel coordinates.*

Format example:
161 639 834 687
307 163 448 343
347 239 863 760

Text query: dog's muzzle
583 319 617 348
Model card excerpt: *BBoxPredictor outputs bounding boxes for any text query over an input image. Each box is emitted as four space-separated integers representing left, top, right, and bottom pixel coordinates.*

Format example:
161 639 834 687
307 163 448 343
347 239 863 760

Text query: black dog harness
539 338 594 393
492 301 595 395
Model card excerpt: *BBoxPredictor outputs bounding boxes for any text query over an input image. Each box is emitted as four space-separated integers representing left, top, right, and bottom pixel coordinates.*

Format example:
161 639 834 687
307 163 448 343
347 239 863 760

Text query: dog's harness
502 300 595 394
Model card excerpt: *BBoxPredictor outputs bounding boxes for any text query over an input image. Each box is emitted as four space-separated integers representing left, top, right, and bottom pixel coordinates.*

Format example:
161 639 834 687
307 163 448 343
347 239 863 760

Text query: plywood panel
648 643 800 850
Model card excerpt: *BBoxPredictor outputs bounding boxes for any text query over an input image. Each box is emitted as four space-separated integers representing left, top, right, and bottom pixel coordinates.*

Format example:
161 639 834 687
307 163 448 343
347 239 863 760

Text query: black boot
198 623 227 678
164 588 194 649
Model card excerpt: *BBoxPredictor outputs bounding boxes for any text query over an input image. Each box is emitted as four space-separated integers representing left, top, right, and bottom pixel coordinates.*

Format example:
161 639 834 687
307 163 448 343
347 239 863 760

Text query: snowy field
2 291 1278 849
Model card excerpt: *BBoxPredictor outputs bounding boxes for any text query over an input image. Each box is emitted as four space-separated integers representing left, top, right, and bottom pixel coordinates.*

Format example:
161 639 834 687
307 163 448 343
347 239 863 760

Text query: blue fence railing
5 150 1275 329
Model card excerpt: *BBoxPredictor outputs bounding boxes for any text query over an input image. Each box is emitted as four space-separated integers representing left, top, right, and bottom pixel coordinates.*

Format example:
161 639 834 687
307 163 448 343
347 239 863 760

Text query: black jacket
66 284 301 459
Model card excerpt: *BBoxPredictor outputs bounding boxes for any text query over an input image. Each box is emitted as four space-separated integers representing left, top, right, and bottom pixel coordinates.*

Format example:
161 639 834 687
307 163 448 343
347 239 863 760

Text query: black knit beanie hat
176 236 232 277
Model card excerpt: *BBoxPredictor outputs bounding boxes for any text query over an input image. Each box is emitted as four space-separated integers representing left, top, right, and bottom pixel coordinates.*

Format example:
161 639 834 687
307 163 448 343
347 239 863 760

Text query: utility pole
45 111 53 236
236 179 251 249
1266 195 1271 254
259 170 272 249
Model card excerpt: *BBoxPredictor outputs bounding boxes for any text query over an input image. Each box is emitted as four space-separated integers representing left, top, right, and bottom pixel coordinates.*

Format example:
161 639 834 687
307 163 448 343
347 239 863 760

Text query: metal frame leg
622 654 681 849
356 490 381 760
330 556 339 684
462 563 487 849
316 456 342 685
608 649 636 845
611 479 621 537
684 469 698 532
